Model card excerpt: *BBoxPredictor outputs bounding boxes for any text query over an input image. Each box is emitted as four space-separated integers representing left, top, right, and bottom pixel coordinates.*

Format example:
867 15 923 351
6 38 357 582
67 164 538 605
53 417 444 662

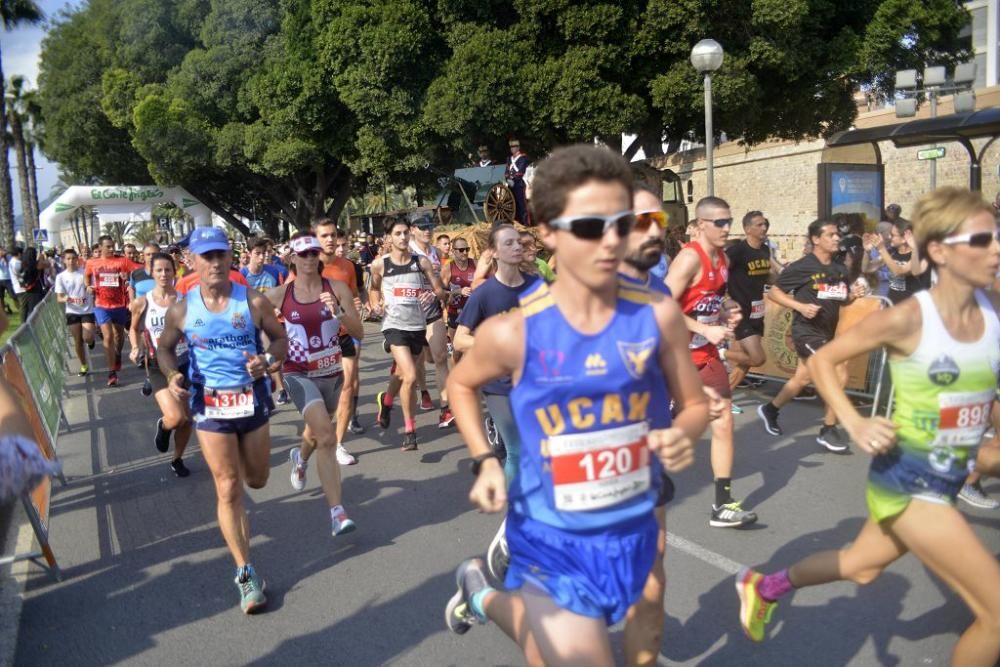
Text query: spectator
0 246 13 314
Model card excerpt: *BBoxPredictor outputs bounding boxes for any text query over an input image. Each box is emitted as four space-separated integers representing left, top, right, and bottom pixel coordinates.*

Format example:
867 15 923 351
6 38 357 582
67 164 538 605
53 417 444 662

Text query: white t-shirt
8 257 22 294
54 268 94 315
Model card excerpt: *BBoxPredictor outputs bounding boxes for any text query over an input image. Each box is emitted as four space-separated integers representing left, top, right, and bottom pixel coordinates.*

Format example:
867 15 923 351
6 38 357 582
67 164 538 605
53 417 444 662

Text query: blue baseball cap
189 227 230 255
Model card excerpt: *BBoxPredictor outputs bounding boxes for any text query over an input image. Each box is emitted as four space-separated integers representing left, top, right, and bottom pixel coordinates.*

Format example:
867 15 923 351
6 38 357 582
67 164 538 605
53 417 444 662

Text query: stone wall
653 87 1000 257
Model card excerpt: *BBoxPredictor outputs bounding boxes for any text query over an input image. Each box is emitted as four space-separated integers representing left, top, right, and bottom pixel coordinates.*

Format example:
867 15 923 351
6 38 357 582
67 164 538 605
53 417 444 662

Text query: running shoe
710 501 758 528
376 391 391 429
336 444 357 466
107 371 118 387
438 406 455 429
731 404 744 415
958 482 1000 509
348 416 365 435
235 564 267 614
289 446 307 491
736 567 776 642
170 458 190 478
816 424 850 453
401 431 418 452
736 378 762 390
78 365 88 377
331 507 356 536
757 403 782 436
484 416 507 465
486 518 509 584
113 351 122 372
154 417 171 453
275 389 289 405
445 558 490 634
793 387 817 401
420 390 434 411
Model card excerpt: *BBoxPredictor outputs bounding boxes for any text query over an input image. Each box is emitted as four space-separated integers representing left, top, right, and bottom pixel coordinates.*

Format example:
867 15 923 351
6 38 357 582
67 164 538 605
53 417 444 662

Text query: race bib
203 387 255 420
306 347 342 378
689 314 719 349
548 422 650 512
816 282 847 301
98 273 120 288
933 389 993 447
68 296 89 306
392 286 422 303
750 299 765 319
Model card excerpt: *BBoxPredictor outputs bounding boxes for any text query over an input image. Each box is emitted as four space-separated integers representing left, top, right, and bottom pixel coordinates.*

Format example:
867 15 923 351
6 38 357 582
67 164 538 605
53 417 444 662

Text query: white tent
39 185 212 244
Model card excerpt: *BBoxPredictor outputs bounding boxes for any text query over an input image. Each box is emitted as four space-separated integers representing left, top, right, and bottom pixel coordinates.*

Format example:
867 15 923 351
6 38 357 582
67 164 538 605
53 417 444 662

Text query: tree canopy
36 0 970 235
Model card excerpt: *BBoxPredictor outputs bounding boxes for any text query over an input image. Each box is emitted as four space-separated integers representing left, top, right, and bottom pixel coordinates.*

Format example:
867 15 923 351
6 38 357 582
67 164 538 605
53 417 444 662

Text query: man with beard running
667 196 758 528
157 227 287 613
369 218 448 451
269 232 363 535
725 211 776 390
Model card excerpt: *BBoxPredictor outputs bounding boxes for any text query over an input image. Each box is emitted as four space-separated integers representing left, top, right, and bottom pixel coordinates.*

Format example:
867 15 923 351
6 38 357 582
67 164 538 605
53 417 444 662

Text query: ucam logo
585 353 607 376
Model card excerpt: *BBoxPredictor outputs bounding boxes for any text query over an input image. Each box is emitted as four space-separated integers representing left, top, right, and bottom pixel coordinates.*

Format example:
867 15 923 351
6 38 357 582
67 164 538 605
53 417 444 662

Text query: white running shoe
336 444 357 466
486 518 509 583
289 447 307 491
331 507 356 536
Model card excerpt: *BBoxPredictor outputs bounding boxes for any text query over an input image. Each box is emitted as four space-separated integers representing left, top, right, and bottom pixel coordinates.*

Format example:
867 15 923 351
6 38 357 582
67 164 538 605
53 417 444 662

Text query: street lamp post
690 39 724 197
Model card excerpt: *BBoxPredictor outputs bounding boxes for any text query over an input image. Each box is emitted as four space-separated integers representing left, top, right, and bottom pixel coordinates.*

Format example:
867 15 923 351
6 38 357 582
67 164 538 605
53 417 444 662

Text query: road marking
666 531 743 575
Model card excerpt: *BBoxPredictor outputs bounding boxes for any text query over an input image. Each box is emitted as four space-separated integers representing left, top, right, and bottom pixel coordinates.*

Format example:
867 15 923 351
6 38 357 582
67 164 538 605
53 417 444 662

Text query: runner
85 236 133 386
737 187 1000 667
156 226 287 614
443 236 476 363
53 248 96 376
127 252 192 477
318 223 366 439
666 196 758 528
443 144 710 666
369 217 448 450
757 218 867 451
725 211 775 390
267 231 363 534
240 238 283 291
128 242 160 300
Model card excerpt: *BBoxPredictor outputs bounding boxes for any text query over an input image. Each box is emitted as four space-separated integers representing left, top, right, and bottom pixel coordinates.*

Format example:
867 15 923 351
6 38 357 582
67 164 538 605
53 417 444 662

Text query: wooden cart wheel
484 183 516 224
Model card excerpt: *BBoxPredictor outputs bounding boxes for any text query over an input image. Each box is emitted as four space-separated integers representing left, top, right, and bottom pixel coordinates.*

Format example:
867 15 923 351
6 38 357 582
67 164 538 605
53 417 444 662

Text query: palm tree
22 86 41 224
0 0 44 248
8 75 36 243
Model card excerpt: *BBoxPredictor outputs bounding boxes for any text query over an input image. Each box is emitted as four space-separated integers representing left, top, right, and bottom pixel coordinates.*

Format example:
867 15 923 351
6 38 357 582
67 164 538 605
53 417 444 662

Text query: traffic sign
917 147 946 161
32 229 48 243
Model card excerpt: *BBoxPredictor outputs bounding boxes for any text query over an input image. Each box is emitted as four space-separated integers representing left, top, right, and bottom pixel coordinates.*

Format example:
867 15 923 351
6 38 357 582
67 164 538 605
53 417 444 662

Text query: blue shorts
504 512 658 625
191 380 273 435
867 446 974 522
94 306 129 326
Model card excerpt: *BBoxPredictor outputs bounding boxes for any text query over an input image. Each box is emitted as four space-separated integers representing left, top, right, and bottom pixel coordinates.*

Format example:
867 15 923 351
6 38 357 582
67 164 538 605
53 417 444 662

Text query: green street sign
917 147 946 161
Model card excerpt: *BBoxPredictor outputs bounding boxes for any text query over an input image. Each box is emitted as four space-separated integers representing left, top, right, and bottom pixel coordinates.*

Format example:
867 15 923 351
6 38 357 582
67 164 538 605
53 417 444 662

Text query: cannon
428 163 517 225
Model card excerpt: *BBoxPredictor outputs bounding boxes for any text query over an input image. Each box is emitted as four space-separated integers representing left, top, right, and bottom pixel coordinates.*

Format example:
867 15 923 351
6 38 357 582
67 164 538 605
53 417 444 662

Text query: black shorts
792 327 831 360
655 470 676 507
339 333 357 359
735 315 764 341
66 313 96 326
383 328 428 356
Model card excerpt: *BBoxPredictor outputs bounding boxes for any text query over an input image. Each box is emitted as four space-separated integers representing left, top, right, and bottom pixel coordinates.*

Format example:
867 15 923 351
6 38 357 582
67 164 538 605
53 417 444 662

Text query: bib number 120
579 448 634 482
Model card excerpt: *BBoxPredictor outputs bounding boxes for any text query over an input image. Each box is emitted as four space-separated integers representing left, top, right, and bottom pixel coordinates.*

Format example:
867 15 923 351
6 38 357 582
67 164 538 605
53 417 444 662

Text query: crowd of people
3 142 998 665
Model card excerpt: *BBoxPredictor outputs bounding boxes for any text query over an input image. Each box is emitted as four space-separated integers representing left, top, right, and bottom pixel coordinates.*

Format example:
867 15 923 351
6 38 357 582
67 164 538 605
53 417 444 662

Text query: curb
0 500 34 667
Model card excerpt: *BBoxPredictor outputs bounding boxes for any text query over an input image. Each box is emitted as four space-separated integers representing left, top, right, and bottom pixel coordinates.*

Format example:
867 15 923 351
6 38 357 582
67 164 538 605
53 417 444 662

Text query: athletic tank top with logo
508 279 671 531
409 241 443 320
447 259 477 314
381 255 429 332
678 242 728 366
184 283 260 388
144 294 188 362
280 279 343 378
890 290 1000 466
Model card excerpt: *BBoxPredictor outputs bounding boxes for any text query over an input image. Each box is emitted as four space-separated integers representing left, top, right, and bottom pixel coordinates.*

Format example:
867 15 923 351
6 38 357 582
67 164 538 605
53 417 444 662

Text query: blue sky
2 0 74 217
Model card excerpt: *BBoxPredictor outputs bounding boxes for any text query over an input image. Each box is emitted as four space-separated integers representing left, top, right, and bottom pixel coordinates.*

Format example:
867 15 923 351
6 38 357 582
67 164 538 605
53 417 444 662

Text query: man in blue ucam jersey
157 226 288 615
444 144 710 666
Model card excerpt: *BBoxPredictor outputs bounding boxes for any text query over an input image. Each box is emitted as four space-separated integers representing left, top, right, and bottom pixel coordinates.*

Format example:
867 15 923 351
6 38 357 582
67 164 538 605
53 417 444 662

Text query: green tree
0 0 43 248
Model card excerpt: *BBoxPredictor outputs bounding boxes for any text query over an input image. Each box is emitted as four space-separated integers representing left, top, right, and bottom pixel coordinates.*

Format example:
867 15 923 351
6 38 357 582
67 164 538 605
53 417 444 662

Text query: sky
2 0 74 219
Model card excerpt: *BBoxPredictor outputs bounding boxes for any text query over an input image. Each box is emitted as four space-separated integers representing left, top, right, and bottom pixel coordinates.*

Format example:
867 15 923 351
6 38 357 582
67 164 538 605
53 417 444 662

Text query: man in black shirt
757 219 865 452
725 211 775 389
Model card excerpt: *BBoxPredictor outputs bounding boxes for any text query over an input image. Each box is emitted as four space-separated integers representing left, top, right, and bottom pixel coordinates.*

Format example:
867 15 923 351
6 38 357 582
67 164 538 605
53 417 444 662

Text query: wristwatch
471 452 501 476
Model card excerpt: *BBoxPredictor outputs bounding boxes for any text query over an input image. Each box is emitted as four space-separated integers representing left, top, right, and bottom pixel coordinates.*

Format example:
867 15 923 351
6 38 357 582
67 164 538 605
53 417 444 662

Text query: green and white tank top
890 290 999 458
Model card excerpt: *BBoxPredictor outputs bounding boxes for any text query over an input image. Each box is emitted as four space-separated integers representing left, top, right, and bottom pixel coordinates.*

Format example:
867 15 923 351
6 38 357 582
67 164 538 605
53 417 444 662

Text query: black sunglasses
701 217 733 229
547 211 635 240
942 229 1000 248
453 246 470 252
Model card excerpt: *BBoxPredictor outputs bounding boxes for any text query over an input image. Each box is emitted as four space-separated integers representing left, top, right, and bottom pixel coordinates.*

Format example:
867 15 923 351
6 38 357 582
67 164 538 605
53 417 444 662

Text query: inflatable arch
39 185 213 240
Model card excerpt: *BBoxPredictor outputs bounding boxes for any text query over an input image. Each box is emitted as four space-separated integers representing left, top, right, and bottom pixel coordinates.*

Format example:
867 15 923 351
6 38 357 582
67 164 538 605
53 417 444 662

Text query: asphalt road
13 323 1000 666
